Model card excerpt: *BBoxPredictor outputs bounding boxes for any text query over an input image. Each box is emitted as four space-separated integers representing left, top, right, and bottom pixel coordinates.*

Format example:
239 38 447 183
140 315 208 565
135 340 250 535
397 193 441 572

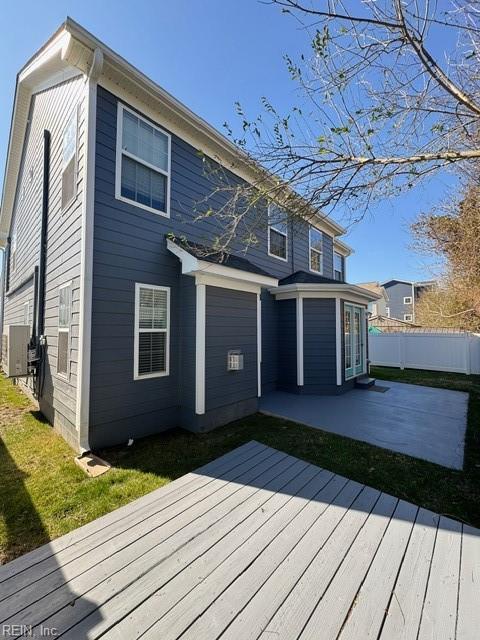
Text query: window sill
115 193 170 218
134 371 170 381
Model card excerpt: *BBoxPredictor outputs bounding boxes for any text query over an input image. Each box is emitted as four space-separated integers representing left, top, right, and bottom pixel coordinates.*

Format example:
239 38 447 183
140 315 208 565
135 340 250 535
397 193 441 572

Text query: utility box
1 325 30 377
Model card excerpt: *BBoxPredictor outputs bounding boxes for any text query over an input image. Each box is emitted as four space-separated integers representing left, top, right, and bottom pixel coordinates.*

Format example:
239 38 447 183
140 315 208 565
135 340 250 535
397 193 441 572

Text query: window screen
118 106 170 215
135 285 170 378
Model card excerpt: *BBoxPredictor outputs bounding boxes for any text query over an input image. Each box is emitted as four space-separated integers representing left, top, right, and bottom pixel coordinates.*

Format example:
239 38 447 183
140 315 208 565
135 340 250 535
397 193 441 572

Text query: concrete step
355 376 376 389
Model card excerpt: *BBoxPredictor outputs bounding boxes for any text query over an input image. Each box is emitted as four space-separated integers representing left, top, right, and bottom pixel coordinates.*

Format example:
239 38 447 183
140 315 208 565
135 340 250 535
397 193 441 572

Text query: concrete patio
260 380 468 469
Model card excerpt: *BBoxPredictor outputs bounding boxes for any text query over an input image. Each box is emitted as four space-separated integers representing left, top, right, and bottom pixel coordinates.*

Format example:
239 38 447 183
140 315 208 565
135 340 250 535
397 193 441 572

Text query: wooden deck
0 441 478 639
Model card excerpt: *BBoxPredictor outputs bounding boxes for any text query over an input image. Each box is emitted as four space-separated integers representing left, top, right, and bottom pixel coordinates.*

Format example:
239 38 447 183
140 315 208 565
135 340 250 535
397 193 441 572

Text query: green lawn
1 367 479 564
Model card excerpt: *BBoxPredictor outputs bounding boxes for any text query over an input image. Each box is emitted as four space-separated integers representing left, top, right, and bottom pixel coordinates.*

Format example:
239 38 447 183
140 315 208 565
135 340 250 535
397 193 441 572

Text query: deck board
0 441 477 640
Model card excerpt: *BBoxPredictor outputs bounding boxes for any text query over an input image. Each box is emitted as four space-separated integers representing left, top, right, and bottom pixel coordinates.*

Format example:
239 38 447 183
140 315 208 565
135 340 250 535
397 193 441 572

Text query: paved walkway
0 441 478 639
260 380 468 469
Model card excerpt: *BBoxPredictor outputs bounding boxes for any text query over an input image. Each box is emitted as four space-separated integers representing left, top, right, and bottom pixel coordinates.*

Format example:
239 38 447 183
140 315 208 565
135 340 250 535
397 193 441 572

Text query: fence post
398 333 405 370
464 334 471 375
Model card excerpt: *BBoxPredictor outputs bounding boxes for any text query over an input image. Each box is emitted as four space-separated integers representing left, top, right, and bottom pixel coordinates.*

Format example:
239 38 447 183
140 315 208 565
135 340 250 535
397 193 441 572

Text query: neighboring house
381 279 435 323
355 282 389 317
0 20 378 452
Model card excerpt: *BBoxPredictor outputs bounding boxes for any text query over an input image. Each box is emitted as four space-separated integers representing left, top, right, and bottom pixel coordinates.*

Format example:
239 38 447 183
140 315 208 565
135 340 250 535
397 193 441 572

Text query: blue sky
0 0 454 283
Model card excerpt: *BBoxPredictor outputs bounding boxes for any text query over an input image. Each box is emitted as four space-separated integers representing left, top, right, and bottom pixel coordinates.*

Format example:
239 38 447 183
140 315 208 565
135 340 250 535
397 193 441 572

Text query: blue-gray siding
2 75 86 449
277 299 297 391
303 298 337 393
383 281 414 320
205 286 258 411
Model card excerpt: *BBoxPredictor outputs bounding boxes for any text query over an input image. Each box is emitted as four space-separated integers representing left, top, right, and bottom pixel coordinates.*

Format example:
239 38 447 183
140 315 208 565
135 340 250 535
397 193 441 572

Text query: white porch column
296 295 304 386
335 297 342 386
257 292 262 397
195 282 206 414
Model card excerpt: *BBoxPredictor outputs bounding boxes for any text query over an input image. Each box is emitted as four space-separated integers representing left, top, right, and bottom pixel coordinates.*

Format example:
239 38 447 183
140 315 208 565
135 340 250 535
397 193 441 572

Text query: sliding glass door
344 303 365 379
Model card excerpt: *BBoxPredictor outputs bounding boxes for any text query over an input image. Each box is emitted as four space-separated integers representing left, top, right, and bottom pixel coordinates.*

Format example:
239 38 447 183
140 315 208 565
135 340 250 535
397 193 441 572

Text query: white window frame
61 106 79 211
267 204 288 262
309 226 323 274
115 103 171 218
385 307 390 318
57 282 72 378
403 296 413 305
10 231 17 273
134 283 171 380
333 251 343 280
404 313 413 322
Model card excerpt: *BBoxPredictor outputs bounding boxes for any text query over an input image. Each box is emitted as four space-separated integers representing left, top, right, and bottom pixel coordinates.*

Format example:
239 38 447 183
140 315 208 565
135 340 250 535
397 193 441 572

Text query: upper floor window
268 205 288 261
309 227 323 274
386 307 391 318
403 296 412 305
134 284 170 379
334 251 343 281
62 107 78 210
116 104 171 217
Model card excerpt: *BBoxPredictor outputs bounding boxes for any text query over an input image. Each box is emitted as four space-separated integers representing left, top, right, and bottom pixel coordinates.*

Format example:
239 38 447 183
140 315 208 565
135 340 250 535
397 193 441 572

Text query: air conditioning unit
1 325 30 377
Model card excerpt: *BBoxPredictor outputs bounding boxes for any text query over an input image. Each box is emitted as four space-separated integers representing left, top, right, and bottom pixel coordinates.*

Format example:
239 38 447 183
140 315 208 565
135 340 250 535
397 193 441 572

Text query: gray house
381 279 436 323
0 20 378 452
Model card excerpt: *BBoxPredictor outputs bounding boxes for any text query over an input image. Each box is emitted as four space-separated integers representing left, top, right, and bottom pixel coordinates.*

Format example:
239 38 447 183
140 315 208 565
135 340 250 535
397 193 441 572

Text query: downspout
34 130 51 398
38 130 50 340
76 47 104 452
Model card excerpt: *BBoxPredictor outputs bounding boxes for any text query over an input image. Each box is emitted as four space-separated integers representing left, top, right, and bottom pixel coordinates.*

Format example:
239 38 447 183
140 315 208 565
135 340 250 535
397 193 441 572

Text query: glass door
353 306 364 376
344 305 354 379
344 304 365 379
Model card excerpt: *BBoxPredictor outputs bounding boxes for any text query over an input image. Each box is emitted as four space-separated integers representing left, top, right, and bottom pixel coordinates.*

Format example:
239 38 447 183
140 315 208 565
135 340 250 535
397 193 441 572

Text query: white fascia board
333 238 354 256
270 283 381 304
0 28 92 247
166 239 278 291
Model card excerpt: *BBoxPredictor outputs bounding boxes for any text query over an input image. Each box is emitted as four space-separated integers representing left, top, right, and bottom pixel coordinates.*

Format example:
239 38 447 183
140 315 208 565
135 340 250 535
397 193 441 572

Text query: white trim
57 281 72 379
257 293 262 397
344 303 367 381
333 238 353 257
309 226 323 274
115 102 171 218
167 239 278 291
76 71 99 451
333 251 344 281
61 104 79 211
271 282 378 305
404 313 413 322
403 296 413 305
195 283 206 414
133 283 170 380
335 297 342 385
267 204 288 262
296 296 304 386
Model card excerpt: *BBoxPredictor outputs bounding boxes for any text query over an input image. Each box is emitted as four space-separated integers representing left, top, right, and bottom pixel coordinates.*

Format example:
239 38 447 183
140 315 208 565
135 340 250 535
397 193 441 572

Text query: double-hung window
134 284 170 379
62 107 78 210
57 283 72 377
334 251 343 281
116 104 171 216
309 227 323 274
268 204 288 261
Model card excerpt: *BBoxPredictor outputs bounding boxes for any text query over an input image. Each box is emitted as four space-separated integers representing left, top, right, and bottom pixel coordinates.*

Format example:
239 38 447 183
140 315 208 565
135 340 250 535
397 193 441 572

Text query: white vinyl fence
369 332 480 375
